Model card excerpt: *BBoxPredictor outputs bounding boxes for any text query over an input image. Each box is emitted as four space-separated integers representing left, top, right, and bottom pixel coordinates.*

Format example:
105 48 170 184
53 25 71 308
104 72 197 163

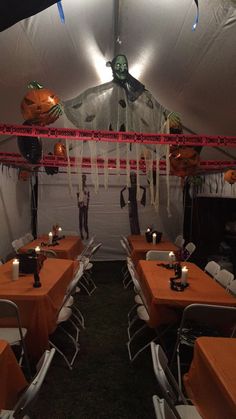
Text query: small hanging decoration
21 81 62 126
45 152 59 176
18 169 30 181
224 170 236 185
192 0 199 31
57 1 65 23
169 146 200 178
54 141 67 158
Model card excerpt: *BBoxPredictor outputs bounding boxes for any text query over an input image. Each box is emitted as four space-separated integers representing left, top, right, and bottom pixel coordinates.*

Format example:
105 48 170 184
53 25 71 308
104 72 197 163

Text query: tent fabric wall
0 166 31 260
37 172 183 260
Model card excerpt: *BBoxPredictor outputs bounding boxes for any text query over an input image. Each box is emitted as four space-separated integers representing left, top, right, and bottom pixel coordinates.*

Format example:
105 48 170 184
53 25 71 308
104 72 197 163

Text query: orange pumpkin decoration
18 170 30 181
54 141 66 158
169 146 200 178
21 81 62 126
224 170 236 184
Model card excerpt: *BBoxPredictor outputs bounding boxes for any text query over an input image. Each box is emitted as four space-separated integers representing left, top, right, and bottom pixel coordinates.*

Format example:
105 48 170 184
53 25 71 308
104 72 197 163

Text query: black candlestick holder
33 271 42 288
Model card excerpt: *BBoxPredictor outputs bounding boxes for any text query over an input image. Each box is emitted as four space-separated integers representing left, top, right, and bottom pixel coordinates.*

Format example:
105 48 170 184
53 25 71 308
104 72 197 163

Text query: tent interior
0 0 236 263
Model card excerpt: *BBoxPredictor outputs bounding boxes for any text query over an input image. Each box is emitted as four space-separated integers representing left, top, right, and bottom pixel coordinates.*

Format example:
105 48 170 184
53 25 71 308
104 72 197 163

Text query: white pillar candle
169 251 175 263
35 246 41 254
58 227 62 237
152 233 157 245
12 258 19 281
48 232 53 245
181 266 188 284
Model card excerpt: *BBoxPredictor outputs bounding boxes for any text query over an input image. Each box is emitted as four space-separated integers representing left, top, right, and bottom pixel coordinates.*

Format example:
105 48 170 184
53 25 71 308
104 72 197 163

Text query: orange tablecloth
19 235 84 260
184 337 236 419
0 340 28 410
128 235 178 265
0 259 76 360
137 261 236 327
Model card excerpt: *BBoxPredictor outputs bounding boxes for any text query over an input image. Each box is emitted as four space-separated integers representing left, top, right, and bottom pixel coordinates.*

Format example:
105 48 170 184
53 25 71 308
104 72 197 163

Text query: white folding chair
170 304 236 391
78 243 102 296
0 299 31 378
1 348 55 419
215 269 234 289
11 238 24 254
49 274 81 369
228 280 236 296
64 264 85 329
151 344 202 418
204 261 221 278
182 242 196 261
152 395 201 419
174 235 185 249
146 251 173 261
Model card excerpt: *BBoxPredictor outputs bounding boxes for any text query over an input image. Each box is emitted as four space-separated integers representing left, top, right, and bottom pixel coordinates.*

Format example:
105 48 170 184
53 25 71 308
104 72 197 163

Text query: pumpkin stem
27 81 44 90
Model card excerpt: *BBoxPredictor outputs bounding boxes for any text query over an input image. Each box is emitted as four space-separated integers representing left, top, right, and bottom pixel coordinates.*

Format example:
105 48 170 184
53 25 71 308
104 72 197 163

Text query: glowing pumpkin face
54 142 66 158
224 170 236 184
21 84 62 126
169 146 200 178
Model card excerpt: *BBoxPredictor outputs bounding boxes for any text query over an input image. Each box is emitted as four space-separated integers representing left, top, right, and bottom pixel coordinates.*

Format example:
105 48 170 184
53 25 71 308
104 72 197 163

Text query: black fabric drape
0 0 57 31
31 173 38 239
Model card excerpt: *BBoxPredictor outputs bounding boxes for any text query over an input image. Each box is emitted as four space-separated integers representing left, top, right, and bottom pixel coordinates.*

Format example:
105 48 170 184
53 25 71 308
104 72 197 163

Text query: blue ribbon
192 0 199 31
57 1 65 24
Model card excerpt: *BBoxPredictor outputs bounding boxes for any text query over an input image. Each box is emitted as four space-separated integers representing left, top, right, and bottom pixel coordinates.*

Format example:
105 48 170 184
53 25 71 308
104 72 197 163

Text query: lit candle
181 266 188 284
58 227 62 237
35 246 41 254
12 258 19 281
169 251 175 264
152 232 157 245
146 228 151 233
48 232 53 245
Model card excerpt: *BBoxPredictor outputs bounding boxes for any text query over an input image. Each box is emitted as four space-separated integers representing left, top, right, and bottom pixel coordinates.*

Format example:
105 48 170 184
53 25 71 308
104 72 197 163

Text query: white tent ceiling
0 0 235 160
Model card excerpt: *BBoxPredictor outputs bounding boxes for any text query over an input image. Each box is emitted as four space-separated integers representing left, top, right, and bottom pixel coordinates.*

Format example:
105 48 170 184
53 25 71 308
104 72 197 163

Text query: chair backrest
65 264 84 299
228 280 236 296
121 236 132 253
179 303 236 337
152 396 179 419
146 251 172 261
183 242 196 261
90 243 102 259
215 269 234 289
12 238 24 253
120 239 131 257
150 343 187 406
204 261 221 278
13 348 55 417
174 235 185 249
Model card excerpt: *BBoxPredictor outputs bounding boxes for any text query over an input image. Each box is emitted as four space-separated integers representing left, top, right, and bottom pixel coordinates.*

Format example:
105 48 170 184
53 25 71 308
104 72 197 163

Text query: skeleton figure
77 174 90 240
120 172 146 235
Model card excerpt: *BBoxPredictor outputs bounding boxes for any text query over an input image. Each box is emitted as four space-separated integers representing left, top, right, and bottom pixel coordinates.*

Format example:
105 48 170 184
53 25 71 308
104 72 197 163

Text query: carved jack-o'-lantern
54 141 66 158
224 170 236 184
169 146 200 178
21 81 62 126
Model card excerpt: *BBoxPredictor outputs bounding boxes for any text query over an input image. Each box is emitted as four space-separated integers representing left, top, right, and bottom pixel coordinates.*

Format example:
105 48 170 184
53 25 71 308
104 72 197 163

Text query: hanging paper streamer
192 0 199 31
57 1 65 24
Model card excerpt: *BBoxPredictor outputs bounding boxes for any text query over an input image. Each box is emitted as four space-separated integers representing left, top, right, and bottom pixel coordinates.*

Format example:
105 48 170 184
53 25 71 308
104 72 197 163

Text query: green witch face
112 55 128 82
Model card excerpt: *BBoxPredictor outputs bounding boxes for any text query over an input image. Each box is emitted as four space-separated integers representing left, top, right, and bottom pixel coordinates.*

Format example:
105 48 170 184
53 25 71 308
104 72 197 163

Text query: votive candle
12 258 19 281
152 232 157 245
169 251 175 264
181 266 188 284
58 227 62 237
35 246 41 254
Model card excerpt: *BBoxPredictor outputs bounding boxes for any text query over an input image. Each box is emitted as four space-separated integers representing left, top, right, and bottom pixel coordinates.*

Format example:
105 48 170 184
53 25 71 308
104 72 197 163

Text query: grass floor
30 261 158 419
